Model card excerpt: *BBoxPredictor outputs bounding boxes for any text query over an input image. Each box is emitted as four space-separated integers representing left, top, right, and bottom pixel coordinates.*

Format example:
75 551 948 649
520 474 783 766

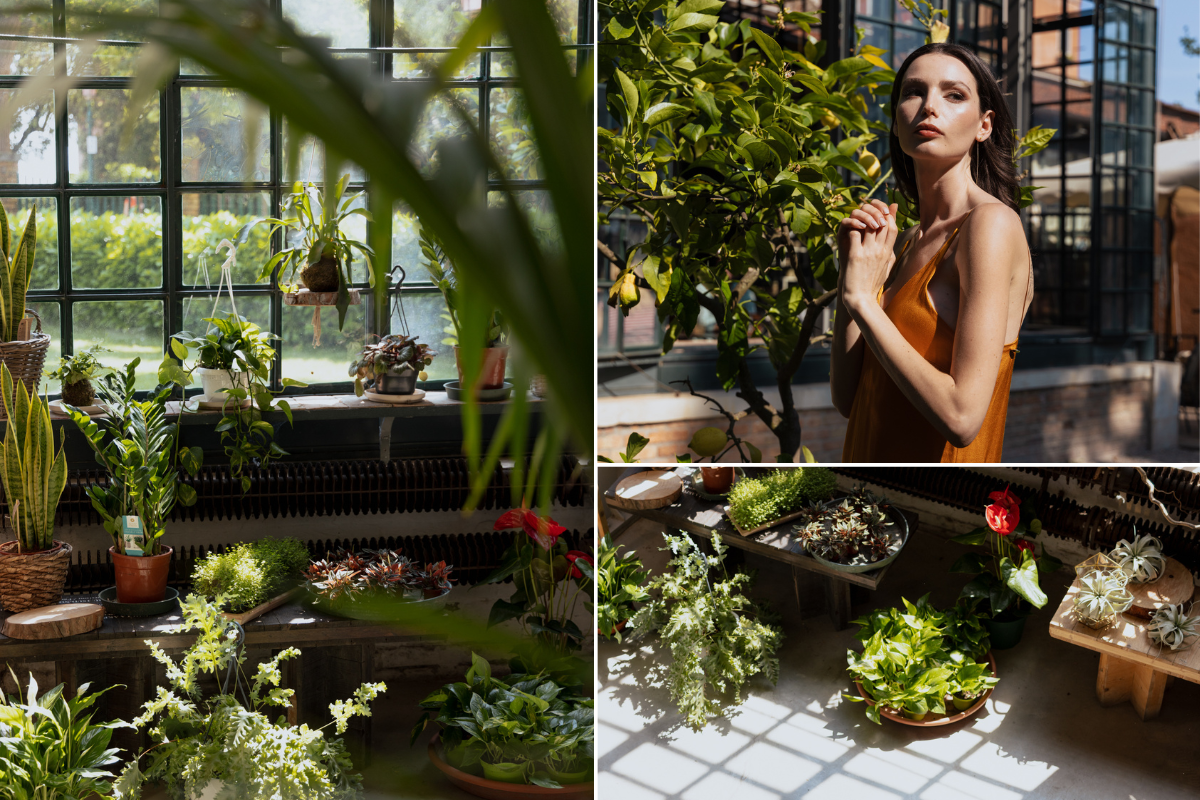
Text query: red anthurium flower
565 550 593 579
1015 539 1036 557
985 485 1021 536
494 509 567 551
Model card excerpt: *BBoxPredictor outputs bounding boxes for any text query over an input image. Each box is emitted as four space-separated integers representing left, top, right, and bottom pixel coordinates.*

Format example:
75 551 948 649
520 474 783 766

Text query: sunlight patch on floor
843 749 945 794
903 730 984 763
663 725 751 763
917 769 1025 800
959 743 1059 792
611 742 710 795
681 770 780 800
599 770 667 800
801 772 904 800
723 741 824 793
597 720 631 759
765 721 852 763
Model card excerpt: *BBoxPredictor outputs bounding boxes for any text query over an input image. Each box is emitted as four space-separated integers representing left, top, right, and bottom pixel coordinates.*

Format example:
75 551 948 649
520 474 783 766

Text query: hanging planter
283 288 362 347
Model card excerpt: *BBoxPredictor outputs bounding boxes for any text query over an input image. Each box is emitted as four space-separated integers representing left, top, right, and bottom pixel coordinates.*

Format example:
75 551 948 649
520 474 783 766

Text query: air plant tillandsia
1073 569 1134 628
795 485 897 567
1146 603 1200 651
349 333 435 396
1109 530 1167 584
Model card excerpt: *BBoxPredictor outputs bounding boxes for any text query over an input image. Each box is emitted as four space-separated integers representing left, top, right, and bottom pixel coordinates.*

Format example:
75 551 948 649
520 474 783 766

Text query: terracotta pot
699 466 735 494
454 346 509 391
428 735 593 800
854 651 997 727
599 618 628 637
111 545 172 604
0 540 73 612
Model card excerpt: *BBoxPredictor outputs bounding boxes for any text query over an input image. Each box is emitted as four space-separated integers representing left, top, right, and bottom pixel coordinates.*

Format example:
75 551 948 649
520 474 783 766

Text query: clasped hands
837 199 900 319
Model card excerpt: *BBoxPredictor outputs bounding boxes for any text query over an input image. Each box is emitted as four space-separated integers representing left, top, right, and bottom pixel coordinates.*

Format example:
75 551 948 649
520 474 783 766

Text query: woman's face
894 53 993 165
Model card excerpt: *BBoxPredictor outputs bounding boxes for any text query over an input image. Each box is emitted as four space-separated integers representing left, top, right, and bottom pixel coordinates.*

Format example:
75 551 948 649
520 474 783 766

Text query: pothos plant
598 0 1056 461
629 532 782 730
113 593 386 800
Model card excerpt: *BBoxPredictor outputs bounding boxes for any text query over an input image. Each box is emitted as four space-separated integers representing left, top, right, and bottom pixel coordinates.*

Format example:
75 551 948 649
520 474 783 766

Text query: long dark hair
889 43 1019 213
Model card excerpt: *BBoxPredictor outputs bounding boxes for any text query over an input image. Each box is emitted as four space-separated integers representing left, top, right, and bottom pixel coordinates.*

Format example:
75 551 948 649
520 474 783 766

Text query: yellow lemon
858 150 881 180
820 110 841 130
688 426 728 458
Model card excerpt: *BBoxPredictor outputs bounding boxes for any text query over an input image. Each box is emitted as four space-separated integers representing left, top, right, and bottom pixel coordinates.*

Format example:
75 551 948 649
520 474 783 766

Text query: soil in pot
699 467 735 494
111 545 173 604
984 613 1028 650
61 378 95 407
300 254 340 292
454 346 509 391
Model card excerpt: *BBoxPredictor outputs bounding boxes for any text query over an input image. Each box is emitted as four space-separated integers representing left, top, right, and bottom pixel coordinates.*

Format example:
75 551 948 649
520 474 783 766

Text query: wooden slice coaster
362 388 426 405
2 603 104 640
1126 557 1195 619
605 469 683 511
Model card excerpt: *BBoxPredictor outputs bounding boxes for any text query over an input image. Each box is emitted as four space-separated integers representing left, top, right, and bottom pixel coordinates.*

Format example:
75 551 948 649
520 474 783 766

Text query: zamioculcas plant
1109 531 1166 584
0 362 67 552
0 203 35 343
1073 569 1134 628
1147 603 1199 651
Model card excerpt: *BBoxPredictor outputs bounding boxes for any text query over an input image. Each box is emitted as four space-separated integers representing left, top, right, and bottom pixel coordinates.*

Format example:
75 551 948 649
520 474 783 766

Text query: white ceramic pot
196 367 250 402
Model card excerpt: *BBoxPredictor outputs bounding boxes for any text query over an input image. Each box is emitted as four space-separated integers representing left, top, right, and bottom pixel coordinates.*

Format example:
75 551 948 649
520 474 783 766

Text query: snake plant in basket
1073 570 1134 629
1109 531 1166 584
1147 604 1200 651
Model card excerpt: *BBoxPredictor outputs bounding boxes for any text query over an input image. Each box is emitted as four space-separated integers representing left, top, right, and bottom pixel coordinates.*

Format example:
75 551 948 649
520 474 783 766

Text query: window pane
0 89 55 184
0 1 53 76
66 0 155 77
182 192 273 286
73 299 164 389
24 299 59 392
857 0 892 21
283 0 369 49
490 88 539 180
1064 24 1092 64
1101 84 1126 122
1127 292 1149 332
491 0 580 77
181 295 271 343
495 190 563 263
281 301 365 385
1131 169 1152 209
180 88 270 183
68 89 160 183
390 291 457 381
1 197 57 290
893 27 925 69
1130 5 1154 47
1100 126 1125 166
412 89 478 177
1032 0 1062 22
1033 31 1062 68
70 196 162 289
281 119 366 183
1100 293 1122 333
391 204 426 282
392 0 479 78
857 22 890 65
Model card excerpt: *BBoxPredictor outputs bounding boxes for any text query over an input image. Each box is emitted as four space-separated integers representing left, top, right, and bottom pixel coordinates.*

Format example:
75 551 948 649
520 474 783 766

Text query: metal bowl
374 371 417 395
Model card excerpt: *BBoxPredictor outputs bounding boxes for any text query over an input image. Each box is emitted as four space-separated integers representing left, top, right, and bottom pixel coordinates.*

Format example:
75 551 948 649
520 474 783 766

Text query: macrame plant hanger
390 264 410 339
206 239 243 338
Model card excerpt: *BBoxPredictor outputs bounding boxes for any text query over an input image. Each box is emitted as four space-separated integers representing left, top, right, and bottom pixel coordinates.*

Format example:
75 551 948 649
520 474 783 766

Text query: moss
191 537 310 612
727 467 837 531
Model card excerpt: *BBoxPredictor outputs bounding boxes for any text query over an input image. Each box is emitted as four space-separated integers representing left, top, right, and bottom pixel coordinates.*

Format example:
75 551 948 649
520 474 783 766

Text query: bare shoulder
957 203 1026 279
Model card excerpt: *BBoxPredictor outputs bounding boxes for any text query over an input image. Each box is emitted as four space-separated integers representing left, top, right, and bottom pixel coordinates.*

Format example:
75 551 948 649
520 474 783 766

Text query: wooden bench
602 470 918 630
1049 577 1200 720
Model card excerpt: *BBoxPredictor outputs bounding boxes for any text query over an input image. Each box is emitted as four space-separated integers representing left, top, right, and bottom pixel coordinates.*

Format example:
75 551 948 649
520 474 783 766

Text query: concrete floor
598 513 1200 800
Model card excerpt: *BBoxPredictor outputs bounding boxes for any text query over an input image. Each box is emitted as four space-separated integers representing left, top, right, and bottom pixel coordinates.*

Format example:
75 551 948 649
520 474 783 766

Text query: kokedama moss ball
61 379 95 407
300 254 339 292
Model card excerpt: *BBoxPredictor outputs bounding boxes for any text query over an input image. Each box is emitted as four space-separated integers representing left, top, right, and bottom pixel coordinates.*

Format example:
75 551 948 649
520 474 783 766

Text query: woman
831 43 1033 462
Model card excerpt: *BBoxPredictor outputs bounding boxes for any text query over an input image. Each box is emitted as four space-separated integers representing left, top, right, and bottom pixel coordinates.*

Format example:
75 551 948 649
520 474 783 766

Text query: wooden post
1096 652 1169 720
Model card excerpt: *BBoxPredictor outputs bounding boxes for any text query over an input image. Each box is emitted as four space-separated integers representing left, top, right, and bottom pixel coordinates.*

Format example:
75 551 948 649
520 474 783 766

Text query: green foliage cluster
845 595 997 724
726 466 836 530
191 538 310 613
0 204 36 343
630 532 782 730
0 363 68 552
0 670 130 800
44 345 114 387
115 593 385 800
412 653 594 788
596 533 650 641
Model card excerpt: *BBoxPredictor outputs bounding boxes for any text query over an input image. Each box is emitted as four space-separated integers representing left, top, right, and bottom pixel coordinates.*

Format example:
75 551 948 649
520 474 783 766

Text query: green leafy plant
0 670 131 800
114 593 386 800
1073 569 1134 627
0 202 36 343
1109 531 1166 584
726 467 837 531
795 484 898 566
597 533 649 641
348 333 435 396
191 537 311 613
44 345 115 407
420 226 509 349
1147 603 1200 651
845 595 997 724
629 532 782 730
171 312 276 373
66 358 203 555
0 363 68 553
411 653 594 788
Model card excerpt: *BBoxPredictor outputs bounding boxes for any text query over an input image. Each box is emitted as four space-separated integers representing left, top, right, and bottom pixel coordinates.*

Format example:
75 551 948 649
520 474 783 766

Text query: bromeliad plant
1109 531 1167 584
191 537 311 613
44 345 115 407
629 532 782 730
411 653 594 788
0 669 131 800
66 358 202 555
114 593 386 800
596 533 649 641
950 486 1062 621
725 466 837 531
0 363 68 553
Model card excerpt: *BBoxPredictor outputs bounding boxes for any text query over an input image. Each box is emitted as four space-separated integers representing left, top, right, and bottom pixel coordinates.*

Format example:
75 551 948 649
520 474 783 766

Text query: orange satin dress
841 218 1022 463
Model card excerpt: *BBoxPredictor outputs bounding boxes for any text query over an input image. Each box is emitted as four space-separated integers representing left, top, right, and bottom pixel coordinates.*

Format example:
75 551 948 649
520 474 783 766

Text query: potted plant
419 227 510 391
0 205 50 397
725 466 838 533
949 486 1063 649
303 548 455 619
0 363 71 613
191 537 311 615
596 533 648 641
412 652 594 795
114 594 386 800
698 466 735 494
348 333 435 396
1073 567 1134 629
0 669 131 797
628 532 782 730
44 345 115 407
65 358 203 604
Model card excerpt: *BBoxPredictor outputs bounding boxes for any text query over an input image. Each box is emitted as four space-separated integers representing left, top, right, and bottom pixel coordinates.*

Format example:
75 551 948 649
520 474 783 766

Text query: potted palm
44 345 115 408
0 206 50 397
349 333 435 396
64 359 202 604
0 363 71 612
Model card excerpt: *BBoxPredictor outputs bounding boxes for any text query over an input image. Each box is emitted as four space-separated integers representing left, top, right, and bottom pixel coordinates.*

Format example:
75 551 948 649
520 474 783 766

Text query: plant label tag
122 516 145 556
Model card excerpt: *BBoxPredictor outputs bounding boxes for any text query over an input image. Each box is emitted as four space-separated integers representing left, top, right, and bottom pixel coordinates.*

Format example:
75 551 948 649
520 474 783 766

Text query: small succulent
797 489 896 566
305 548 453 601
1147 604 1200 651
1110 532 1167 584
1074 569 1134 625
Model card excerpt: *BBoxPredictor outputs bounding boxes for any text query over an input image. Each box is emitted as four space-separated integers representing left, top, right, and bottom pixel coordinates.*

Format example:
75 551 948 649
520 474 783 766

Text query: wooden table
604 473 918 629
1049 576 1200 720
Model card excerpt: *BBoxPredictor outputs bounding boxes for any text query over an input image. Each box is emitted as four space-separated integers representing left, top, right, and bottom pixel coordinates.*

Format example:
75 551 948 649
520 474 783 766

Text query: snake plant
1110 532 1167 584
0 362 67 552
0 203 36 343
1147 604 1200 651
1073 570 1134 625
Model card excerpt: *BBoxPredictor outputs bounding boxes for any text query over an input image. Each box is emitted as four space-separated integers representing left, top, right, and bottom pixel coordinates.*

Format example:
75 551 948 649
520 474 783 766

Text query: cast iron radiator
832 467 1200 574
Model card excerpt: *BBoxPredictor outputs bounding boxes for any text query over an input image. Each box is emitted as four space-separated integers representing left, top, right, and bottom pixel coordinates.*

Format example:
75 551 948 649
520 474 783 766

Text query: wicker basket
0 312 50 398
0 539 73 612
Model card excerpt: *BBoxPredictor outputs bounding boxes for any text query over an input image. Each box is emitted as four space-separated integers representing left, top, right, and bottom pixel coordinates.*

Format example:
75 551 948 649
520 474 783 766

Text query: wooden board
1125 557 1194 619
223 588 301 625
2 603 104 640
283 288 362 306
1049 575 1200 684
604 470 683 510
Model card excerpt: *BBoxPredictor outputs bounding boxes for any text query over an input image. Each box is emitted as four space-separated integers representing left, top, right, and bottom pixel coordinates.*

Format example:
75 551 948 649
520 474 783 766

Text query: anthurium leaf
1001 555 1047 609
950 527 990 546
949 553 988 574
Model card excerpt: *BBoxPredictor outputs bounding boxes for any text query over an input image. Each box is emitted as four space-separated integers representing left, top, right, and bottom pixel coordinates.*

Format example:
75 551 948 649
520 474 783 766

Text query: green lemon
689 426 728 457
